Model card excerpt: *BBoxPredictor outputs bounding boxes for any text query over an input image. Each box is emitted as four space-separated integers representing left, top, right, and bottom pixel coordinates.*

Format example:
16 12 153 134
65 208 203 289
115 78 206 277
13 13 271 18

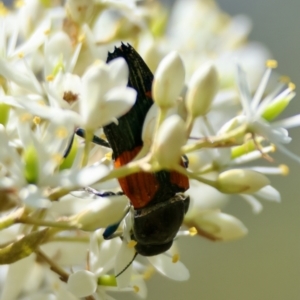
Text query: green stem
173 165 218 189
48 159 145 201
183 124 247 153
151 107 168 149
185 114 195 137
18 216 78 230
36 248 70 282
95 159 144 184
48 187 72 201
0 208 24 230
48 236 90 243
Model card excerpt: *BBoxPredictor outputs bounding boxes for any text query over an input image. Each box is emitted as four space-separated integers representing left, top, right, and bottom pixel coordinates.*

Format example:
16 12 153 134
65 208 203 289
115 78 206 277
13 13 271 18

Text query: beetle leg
63 132 75 158
84 187 124 197
182 154 189 168
103 205 131 239
75 128 111 148
63 128 111 159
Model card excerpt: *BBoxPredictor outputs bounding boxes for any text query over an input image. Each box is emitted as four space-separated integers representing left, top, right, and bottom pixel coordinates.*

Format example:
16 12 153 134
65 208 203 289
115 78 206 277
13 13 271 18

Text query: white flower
65 0 95 24
43 31 81 76
79 58 137 130
4 57 137 132
0 0 297 297
66 230 148 299
236 61 300 162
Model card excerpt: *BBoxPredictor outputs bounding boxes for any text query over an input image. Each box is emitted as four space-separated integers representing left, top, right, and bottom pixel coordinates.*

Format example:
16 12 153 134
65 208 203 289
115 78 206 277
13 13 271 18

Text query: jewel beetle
102 43 190 256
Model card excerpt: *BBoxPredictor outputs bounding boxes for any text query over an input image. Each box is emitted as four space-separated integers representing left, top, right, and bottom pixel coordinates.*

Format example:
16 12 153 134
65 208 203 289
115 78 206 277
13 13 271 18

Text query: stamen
63 91 78 104
33 116 41 125
252 133 274 163
279 164 289 175
44 29 51 35
133 285 140 293
172 253 180 263
127 240 137 248
78 34 85 43
0 3 9 16
279 76 290 84
52 153 63 164
55 127 68 139
14 0 24 8
266 60 278 69
288 82 296 91
20 113 32 122
232 145 275 164
143 266 155 280
18 52 24 59
250 166 287 175
46 74 54 81
93 59 103 66
38 101 46 106
252 67 272 109
189 227 198 236
105 152 113 160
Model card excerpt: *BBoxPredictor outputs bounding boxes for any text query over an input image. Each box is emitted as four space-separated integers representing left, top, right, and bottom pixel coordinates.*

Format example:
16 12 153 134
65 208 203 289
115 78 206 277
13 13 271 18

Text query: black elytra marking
104 43 154 160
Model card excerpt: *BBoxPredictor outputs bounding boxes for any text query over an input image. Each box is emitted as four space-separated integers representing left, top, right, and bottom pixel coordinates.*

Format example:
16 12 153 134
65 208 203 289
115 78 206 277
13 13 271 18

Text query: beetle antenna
115 252 138 278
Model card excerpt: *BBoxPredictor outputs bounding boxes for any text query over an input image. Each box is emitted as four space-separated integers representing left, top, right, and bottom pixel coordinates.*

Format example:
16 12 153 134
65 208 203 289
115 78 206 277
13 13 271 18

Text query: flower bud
218 116 247 144
73 195 128 231
152 52 185 109
185 211 248 241
153 115 187 168
186 62 218 117
217 169 270 194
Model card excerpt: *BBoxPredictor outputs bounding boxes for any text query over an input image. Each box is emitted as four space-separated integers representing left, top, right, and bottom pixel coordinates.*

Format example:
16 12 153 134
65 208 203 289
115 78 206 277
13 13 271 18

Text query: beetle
72 44 189 256
101 43 190 256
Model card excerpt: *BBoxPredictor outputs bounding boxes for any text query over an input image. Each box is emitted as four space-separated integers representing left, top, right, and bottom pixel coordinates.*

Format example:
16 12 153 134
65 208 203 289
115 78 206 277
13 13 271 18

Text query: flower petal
147 254 190 281
67 270 97 298
239 194 263 214
115 240 135 288
108 57 129 87
255 185 281 202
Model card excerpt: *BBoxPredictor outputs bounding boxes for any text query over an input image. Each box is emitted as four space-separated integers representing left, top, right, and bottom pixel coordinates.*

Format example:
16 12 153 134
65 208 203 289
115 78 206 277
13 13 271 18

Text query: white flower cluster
0 0 299 299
